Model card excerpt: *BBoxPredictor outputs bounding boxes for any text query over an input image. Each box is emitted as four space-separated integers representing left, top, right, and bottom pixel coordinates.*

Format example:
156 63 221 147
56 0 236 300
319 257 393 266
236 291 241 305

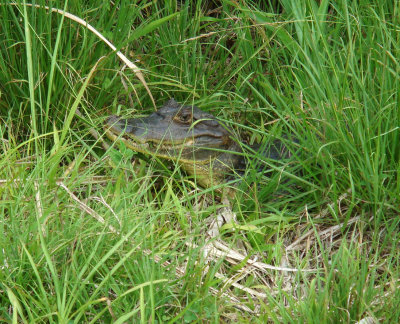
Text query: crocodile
104 99 293 188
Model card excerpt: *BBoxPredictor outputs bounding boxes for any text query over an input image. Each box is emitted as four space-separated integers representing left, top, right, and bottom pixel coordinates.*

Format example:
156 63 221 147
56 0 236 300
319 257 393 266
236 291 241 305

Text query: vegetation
0 0 399 322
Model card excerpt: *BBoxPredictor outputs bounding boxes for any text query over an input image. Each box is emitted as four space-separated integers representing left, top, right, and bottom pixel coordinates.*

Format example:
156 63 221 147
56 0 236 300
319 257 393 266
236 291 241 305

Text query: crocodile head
104 99 244 187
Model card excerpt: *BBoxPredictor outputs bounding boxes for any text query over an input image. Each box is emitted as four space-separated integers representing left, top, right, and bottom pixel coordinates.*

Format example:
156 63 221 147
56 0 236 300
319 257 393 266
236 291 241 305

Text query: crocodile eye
174 111 193 124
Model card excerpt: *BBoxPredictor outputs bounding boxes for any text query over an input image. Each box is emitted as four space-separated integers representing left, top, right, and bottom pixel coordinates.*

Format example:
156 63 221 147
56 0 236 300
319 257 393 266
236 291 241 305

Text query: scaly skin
104 99 292 188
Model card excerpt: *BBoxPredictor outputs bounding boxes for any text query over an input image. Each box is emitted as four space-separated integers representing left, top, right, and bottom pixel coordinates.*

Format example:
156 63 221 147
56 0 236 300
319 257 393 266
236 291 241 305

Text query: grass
0 0 399 322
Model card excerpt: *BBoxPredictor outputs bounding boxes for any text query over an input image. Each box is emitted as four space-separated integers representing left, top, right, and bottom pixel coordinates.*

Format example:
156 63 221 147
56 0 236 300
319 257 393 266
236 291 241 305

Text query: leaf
221 222 264 235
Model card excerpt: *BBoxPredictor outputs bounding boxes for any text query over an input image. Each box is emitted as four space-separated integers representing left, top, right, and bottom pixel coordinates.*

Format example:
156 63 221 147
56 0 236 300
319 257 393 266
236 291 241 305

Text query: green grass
0 0 399 322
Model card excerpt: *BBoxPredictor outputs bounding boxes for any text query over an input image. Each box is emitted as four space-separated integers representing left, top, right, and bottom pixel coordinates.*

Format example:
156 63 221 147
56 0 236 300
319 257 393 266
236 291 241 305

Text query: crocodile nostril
105 115 121 125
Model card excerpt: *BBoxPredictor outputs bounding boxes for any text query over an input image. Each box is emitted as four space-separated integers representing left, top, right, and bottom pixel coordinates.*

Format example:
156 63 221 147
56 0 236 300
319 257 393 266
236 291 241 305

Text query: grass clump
0 0 399 322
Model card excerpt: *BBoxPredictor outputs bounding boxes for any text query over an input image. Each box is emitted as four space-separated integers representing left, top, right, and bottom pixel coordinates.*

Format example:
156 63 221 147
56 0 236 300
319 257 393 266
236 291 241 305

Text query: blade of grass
22 0 37 151
59 56 105 145
44 0 68 131
5 2 156 108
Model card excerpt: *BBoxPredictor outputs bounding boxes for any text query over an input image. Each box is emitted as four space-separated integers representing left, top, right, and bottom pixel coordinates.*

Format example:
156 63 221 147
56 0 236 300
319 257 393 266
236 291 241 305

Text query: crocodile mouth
103 99 247 188
104 115 230 162
103 99 297 189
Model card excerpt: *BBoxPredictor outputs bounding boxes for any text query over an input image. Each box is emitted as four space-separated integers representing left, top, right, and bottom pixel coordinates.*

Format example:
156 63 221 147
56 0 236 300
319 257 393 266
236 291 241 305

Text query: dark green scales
104 99 293 188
